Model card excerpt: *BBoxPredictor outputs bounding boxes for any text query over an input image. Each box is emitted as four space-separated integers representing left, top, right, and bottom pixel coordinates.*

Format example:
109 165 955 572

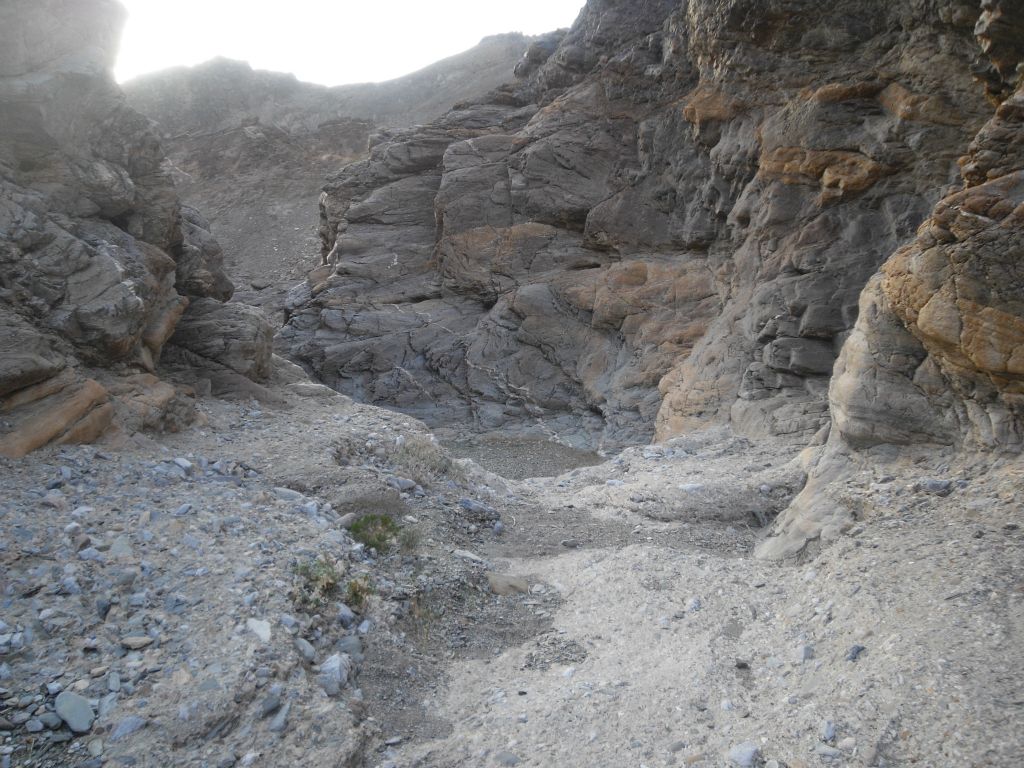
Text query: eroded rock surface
279 0 994 449
0 0 268 455
760 0 1024 559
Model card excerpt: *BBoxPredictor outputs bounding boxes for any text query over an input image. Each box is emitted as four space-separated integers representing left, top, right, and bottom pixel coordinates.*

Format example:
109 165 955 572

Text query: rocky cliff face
830 3 1024 452
122 36 538 316
279 0 1002 451
0 0 271 457
759 0 1024 558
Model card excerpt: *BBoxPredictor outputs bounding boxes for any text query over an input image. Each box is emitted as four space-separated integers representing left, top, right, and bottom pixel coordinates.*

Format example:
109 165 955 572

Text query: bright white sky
115 1 586 86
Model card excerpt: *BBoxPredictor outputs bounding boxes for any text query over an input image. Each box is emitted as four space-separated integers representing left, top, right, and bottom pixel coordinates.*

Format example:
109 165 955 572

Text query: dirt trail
369 433 1024 768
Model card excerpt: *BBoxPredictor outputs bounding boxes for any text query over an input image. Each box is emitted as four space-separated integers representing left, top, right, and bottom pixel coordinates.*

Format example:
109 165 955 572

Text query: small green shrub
350 513 400 552
345 577 372 610
293 557 342 610
394 436 466 486
397 526 422 553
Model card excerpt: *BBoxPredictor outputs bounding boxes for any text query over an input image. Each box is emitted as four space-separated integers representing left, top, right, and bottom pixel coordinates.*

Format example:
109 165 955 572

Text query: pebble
795 644 814 663
336 603 357 628
109 715 146 742
259 688 282 718
560 539 580 549
268 701 291 733
55 690 94 733
918 478 953 496
121 635 153 650
294 637 316 663
495 752 521 766
318 653 352 697
246 618 272 643
727 742 761 767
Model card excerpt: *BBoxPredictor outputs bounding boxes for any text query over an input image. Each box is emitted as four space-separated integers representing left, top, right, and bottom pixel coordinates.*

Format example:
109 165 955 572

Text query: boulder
167 298 274 382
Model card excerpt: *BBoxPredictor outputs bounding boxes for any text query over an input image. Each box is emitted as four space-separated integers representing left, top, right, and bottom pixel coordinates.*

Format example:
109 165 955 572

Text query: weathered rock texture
759 0 1024 558
279 0 997 449
122 36 538 315
0 0 269 456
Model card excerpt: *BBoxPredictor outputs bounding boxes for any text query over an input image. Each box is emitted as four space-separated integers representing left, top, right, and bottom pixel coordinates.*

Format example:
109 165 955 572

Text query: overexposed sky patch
115 0 585 85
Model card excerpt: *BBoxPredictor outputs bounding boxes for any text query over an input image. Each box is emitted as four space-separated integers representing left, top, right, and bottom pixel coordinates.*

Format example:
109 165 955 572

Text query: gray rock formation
279 0 995 450
168 299 274 382
0 0 270 456
122 36 539 316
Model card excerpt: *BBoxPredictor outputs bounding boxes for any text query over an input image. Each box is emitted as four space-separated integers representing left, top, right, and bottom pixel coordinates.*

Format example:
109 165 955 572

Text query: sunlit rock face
280 0 995 449
0 0 268 456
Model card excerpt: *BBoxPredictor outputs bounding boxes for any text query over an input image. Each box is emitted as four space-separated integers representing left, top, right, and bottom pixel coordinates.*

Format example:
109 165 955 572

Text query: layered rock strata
280 0 995 449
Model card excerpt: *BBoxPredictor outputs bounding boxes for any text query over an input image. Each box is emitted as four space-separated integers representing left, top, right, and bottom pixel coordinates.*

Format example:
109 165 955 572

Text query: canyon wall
122 37 539 314
278 0 1003 450
760 0 1024 558
0 0 271 457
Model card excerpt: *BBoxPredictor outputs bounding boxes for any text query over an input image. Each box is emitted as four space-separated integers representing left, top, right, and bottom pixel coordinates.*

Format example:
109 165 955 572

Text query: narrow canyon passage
3 0 1023 766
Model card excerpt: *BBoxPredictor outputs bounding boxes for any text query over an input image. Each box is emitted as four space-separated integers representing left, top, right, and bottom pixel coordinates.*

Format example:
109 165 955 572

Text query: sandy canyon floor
1 363 1021 768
